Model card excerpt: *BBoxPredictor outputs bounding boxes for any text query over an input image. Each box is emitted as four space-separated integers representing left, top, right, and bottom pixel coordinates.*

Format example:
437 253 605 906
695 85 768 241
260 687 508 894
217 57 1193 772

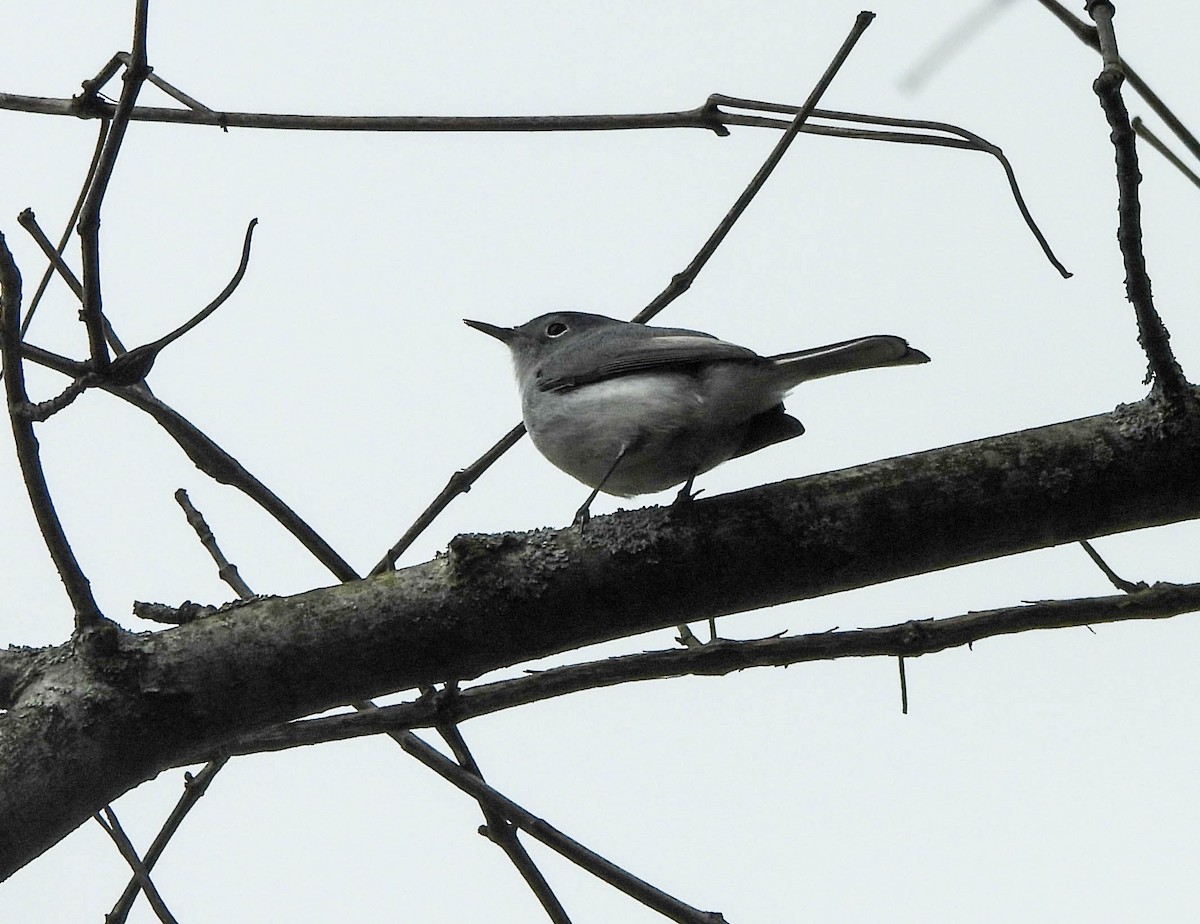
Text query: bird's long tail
769 335 929 385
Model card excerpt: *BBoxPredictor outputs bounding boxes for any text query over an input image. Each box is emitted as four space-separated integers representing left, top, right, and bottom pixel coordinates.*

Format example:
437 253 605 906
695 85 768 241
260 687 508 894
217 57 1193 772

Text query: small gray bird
465 312 929 524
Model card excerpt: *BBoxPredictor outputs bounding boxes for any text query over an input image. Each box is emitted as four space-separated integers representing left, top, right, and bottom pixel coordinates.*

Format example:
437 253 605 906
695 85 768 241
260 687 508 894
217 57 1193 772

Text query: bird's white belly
521 372 749 496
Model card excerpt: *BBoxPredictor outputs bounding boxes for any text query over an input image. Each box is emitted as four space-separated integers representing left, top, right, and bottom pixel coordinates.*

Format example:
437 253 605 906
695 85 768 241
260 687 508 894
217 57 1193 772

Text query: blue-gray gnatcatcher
465 312 929 524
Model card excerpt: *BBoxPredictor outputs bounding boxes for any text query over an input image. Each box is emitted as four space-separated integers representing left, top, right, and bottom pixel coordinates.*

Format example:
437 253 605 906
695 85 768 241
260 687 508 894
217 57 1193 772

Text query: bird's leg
672 472 702 506
676 623 703 648
573 443 631 529
672 472 708 643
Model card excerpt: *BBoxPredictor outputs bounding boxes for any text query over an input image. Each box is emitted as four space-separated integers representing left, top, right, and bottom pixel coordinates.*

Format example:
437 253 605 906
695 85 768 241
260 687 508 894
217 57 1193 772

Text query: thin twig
711 97 1070 277
21 121 109 335
20 341 360 583
637 12 876 322
2 94 731 134
94 806 180 924
900 0 1019 92
76 0 152 373
1079 539 1147 593
104 760 228 924
435 719 573 923
1036 0 1200 163
370 423 525 573
113 51 226 123
16 375 91 422
349 699 573 920
106 219 259 385
17 208 127 353
17 209 83 298
398 732 727 924
109 485 254 919
1133 117 1200 189
1087 1 1190 400
81 54 125 99
0 235 103 628
174 489 254 598
898 656 909 714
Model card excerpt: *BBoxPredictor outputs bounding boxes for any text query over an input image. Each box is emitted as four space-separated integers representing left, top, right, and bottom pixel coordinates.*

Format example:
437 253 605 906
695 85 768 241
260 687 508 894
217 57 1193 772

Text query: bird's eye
545 322 569 338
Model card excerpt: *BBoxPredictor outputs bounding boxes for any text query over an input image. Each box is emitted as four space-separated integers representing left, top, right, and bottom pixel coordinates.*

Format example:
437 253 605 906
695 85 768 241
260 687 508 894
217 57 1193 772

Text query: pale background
2 2 1199 921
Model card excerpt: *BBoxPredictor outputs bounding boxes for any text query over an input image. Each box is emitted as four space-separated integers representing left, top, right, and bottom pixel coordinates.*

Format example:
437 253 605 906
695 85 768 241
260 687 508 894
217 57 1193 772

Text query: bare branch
0 92 731 134
76 0 152 373
398 732 726 924
432 717 573 923
1133 117 1200 189
1037 0 1200 164
0 235 104 628
711 97 1071 277
21 342 359 583
370 423 525 573
16 375 91 422
16 206 127 353
17 209 83 299
637 12 876 322
1079 539 1147 593
94 807 180 924
105 760 228 924
106 219 259 385
114 51 226 122
1087 1 1191 400
8 392 1200 876
174 488 255 599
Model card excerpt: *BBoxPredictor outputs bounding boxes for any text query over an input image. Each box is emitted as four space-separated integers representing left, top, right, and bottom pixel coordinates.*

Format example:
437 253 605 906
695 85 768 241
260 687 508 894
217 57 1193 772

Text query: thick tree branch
3 392 1200 877
194 579 1200 760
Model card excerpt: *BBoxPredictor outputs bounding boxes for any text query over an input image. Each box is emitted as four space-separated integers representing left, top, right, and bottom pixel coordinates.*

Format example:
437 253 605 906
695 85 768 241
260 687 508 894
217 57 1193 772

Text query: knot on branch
1092 66 1126 100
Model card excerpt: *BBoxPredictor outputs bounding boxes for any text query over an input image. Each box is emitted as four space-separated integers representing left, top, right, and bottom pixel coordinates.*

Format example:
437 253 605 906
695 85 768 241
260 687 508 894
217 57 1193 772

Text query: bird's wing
538 333 761 390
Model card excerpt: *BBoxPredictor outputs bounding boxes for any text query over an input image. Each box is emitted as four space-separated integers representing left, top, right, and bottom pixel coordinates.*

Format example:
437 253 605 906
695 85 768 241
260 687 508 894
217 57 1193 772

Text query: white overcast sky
2 2 1200 921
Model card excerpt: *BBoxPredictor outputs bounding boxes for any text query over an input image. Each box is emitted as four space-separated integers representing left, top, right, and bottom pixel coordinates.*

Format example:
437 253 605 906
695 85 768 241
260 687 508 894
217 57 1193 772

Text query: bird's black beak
463 318 517 344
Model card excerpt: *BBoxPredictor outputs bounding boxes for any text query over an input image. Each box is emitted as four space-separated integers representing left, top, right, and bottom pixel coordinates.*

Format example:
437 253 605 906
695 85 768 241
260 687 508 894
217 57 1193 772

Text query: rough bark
2 392 1199 878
